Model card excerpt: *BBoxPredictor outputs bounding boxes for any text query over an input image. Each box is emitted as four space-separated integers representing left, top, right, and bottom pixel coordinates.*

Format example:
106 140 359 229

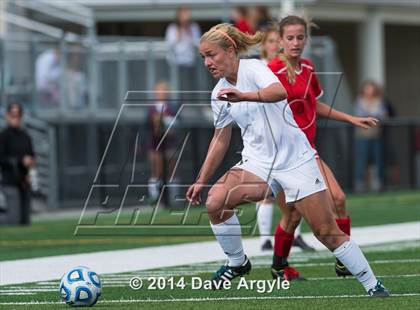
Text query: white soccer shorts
234 156 327 203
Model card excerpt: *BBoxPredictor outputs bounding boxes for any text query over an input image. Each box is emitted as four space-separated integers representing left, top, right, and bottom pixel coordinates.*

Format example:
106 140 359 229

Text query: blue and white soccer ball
59 266 102 307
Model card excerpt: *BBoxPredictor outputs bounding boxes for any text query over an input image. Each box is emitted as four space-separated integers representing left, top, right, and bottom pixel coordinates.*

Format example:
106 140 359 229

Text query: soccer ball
59 266 102 307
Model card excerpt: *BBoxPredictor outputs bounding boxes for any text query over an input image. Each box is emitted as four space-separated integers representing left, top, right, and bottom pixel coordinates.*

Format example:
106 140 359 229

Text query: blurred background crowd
0 0 419 224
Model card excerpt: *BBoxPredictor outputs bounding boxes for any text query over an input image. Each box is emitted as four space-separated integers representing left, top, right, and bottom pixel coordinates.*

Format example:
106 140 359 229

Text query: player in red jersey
267 16 379 280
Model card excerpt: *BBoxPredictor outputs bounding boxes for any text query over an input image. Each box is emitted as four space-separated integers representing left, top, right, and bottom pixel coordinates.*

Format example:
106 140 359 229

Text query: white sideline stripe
32 257 420 286
1 222 419 286
3 274 420 293
292 258 420 268
0 293 419 305
0 288 62 293
0 293 35 296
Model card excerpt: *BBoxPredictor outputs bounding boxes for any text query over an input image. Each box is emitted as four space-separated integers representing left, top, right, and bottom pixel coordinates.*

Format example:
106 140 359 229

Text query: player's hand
186 182 204 205
350 116 379 129
217 88 244 102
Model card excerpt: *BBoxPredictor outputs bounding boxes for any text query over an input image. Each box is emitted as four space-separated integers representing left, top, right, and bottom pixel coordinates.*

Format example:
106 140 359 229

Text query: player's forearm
244 83 287 103
316 101 353 123
196 128 231 183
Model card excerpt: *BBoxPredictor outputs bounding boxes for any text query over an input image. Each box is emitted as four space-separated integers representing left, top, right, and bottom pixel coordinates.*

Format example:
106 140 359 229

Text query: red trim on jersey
268 57 323 148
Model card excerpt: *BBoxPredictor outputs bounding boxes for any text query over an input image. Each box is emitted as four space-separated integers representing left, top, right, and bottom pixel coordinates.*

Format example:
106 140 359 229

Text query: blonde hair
278 15 317 83
260 24 279 60
200 23 263 54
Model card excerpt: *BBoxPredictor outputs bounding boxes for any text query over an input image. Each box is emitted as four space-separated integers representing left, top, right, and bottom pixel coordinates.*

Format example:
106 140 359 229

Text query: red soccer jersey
268 57 323 148
235 18 255 35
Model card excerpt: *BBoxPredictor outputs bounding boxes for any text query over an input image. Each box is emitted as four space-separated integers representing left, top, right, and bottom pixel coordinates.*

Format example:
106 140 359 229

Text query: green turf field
0 191 419 261
0 241 419 309
1 191 419 309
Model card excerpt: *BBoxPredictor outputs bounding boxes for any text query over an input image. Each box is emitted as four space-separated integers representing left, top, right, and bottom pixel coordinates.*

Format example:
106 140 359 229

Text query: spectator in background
35 48 61 106
165 6 201 94
66 51 88 110
255 6 273 30
259 25 280 65
354 80 388 192
147 81 178 204
0 103 35 225
232 6 256 34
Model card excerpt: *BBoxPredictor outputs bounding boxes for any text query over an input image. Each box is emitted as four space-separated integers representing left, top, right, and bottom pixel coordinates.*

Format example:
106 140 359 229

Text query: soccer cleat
335 259 353 277
292 235 315 252
261 240 273 251
211 256 251 289
271 266 306 281
368 280 390 297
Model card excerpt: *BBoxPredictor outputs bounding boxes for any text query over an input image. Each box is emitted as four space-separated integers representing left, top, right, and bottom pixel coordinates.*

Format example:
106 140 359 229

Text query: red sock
335 217 351 236
273 223 295 257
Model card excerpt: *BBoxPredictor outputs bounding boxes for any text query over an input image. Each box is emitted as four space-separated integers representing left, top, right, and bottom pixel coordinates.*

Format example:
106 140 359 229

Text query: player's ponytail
278 15 317 83
200 23 263 54
278 52 296 84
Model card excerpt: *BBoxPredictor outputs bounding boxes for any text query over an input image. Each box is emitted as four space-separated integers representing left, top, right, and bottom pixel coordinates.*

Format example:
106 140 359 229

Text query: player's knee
333 191 346 210
205 197 220 214
312 223 344 249
205 190 225 215
290 209 302 227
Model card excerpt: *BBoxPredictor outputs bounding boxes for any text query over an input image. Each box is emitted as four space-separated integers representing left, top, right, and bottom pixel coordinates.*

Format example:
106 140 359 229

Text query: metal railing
2 1 418 209
1 33 353 116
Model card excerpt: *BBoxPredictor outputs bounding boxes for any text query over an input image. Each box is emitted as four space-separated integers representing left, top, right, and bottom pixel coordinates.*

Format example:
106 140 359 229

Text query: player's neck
289 57 301 71
226 59 240 85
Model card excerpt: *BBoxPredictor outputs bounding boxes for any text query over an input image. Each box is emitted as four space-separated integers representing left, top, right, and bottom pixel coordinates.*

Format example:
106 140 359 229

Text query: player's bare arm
186 125 232 205
217 82 287 103
316 101 379 129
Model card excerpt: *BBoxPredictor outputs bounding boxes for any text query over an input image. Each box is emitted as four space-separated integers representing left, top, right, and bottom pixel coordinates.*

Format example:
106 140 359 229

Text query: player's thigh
316 158 346 205
276 192 298 219
276 192 301 232
207 168 271 211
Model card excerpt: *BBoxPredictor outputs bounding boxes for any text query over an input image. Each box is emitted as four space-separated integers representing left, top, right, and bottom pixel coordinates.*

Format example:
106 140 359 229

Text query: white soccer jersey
211 59 315 171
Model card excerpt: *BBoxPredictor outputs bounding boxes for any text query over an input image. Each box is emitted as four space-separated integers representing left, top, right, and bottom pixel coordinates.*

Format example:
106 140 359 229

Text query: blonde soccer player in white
186 23 389 297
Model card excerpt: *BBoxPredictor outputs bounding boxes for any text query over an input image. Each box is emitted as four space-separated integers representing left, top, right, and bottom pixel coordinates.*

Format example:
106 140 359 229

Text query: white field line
1 222 419 286
2 274 420 294
290 258 420 268
0 288 64 293
101 273 420 283
1 293 420 305
28 257 420 287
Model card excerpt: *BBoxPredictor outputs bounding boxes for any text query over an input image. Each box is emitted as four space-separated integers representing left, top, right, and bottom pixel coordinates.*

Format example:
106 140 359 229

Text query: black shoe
271 266 306 281
368 280 390 297
335 259 353 277
261 240 273 251
211 256 251 289
292 235 315 252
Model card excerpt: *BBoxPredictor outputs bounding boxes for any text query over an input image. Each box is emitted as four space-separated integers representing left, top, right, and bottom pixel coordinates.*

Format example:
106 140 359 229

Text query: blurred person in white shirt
165 6 201 95
35 48 61 106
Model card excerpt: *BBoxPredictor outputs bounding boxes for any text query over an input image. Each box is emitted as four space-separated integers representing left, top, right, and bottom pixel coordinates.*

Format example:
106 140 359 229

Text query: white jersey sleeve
247 59 279 90
211 88 233 129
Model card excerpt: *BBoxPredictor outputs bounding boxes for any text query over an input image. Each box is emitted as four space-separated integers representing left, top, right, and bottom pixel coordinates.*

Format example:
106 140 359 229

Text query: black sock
272 255 289 270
